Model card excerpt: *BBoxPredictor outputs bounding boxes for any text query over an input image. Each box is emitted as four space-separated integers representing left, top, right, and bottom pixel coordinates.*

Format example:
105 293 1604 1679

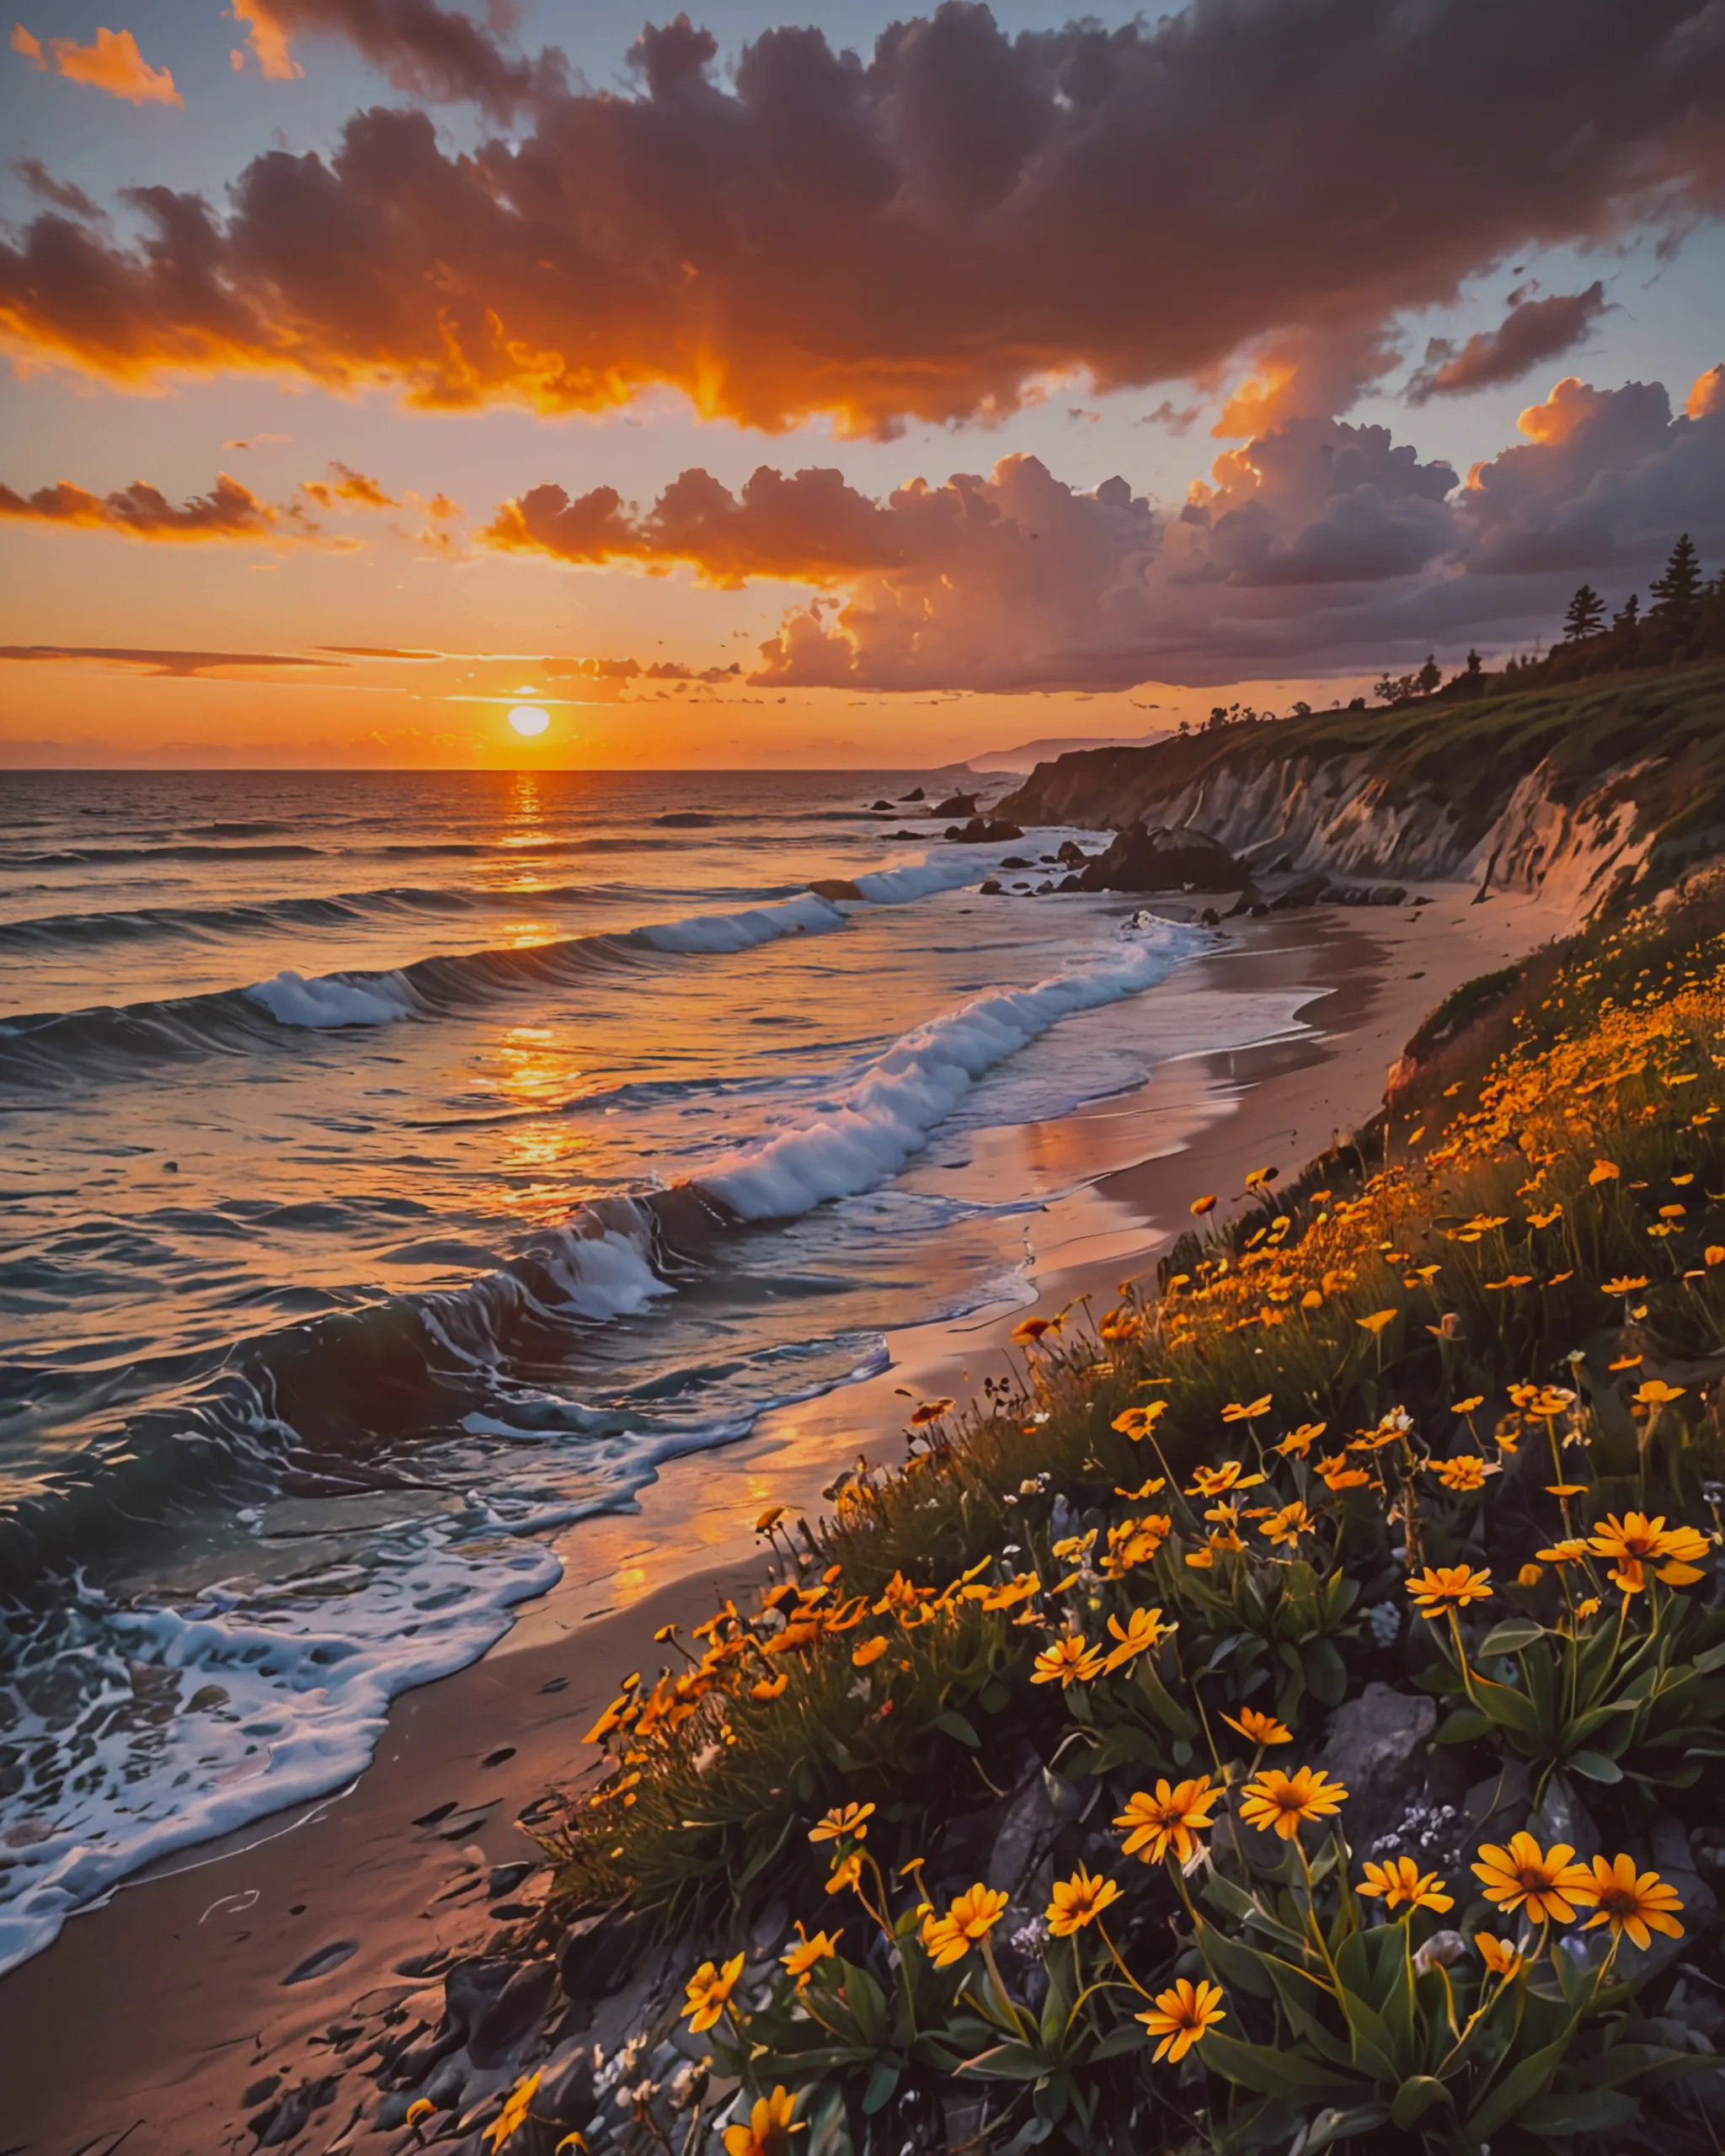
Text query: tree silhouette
1612 593 1640 633
1562 584 1606 641
1650 534 1701 632
1417 653 1441 694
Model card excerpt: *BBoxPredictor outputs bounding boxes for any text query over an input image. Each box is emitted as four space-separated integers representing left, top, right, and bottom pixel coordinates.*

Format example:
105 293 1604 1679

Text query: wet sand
0 887 1571 2153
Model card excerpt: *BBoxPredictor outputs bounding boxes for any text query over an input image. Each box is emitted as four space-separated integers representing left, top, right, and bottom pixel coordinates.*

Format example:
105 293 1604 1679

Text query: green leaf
1132 1661 1198 1739
1465 2036 1571 2140
959 2041 1053 2084
1199 2031 1357 2101
1194 1915 1278 2002
932 1710 980 1748
1567 1748 1625 1783
1306 1636 1348 1707
1518 2088 1638 2135
1390 2076 1453 2130
1304 2104 1392 2150
1690 1640 1725 1674
979 1677 1012 1712
1435 1707 1492 1743
861 2060 901 2116
1480 1620 1545 1656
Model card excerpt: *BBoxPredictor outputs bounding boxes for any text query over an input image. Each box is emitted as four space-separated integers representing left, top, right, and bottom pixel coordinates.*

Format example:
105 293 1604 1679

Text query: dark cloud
0 644 340 674
0 471 312 540
1408 281 1609 402
230 0 558 115
9 157 100 219
3 3 1722 431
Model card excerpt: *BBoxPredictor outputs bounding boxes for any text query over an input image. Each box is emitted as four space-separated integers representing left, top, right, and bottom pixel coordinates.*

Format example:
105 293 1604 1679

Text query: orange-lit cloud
0 470 310 540
301 461 397 510
2 5 1721 432
12 21 182 106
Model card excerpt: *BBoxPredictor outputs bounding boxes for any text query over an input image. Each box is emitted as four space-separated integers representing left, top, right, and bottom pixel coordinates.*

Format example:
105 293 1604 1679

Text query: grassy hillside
996 664 1725 890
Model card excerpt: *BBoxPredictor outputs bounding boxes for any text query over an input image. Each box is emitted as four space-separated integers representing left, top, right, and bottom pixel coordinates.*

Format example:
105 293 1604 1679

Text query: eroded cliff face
999 744 1660 922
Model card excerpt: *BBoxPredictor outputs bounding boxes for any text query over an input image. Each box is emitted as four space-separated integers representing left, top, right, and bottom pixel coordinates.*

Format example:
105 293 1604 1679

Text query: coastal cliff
996 663 1725 918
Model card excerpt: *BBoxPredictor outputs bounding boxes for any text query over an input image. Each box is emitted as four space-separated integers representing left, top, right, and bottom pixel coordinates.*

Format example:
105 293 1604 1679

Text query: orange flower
1472 1833 1593 1924
1237 1765 1348 1839
1111 1401 1168 1438
921 1883 1007 1967
1357 1310 1398 1336
809 1801 874 1844
1274 1420 1328 1456
1011 1315 1056 1346
851 1635 889 1667
750 1673 789 1701
1406 1564 1493 1616
1476 1933 1525 1979
1115 1776 1220 1865
1220 1394 1274 1422
1137 1977 1226 2062
1571 1854 1685 1950
1033 1634 1104 1687
723 2087 798 2156
1358 1857 1453 1912
781 1924 841 1988
1187 1460 1264 1497
683 1951 745 2033
1259 1500 1316 1545
1221 1706 1291 1747
1431 1454 1494 1492
1189 1194 1217 1216
1601 1274 1649 1294
1046 1864 1122 1937
909 1396 955 1427
1102 1605 1171 1672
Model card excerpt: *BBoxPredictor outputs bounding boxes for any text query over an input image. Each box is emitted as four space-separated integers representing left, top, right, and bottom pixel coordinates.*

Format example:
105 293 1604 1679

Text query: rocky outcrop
995 666 1725 926
1076 823 1251 893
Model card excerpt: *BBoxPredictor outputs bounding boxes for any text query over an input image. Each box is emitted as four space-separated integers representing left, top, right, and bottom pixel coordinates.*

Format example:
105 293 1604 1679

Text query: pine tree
1464 648 1482 676
1613 593 1640 632
1649 534 1701 632
1417 654 1441 695
1562 584 1605 641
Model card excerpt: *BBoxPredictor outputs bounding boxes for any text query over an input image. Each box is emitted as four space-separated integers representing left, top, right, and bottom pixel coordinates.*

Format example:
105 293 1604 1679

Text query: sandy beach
0 883 1572 2154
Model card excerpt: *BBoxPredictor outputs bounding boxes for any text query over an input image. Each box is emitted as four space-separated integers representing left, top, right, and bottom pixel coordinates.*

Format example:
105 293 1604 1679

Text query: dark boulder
979 878 1003 894
947 816 1023 843
809 877 864 902
932 791 978 818
1268 873 1328 911
1000 855 1032 868
1056 841 1088 865
1076 824 1250 894
1057 874 1083 892
900 787 926 801
467 1959 558 2069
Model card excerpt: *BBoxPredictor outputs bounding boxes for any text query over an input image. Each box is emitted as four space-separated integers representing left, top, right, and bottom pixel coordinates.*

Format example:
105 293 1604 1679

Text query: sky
2 0 1723 769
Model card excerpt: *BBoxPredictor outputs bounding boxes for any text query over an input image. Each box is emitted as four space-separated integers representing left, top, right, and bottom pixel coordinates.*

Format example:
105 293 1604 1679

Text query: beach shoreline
0 884 1572 2154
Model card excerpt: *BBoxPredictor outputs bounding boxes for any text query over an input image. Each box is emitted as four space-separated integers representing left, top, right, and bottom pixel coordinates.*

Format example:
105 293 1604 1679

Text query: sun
507 704 551 738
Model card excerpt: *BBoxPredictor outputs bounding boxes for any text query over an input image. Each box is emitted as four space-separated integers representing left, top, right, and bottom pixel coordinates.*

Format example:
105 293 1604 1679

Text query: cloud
13 22 182 106
473 364 1713 691
3 3 1722 431
0 470 310 540
228 0 556 114
1408 282 1609 401
9 157 101 219
302 460 397 508
0 643 339 674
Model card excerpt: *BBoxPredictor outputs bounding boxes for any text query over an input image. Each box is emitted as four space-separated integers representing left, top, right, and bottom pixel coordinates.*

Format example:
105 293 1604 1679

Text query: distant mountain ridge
959 728 1169 774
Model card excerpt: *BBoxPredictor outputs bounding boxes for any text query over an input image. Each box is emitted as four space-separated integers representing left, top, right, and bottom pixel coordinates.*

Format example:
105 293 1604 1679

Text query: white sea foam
639 890 846 953
245 968 419 1027
0 1533 561 1976
698 916 1204 1220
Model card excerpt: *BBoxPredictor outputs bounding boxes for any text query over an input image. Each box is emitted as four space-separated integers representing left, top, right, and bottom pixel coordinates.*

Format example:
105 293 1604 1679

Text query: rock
932 791 978 818
539 2042 599 2131
655 811 715 828
979 878 1003 894
1057 874 1083 893
1268 873 1328 911
1322 882 1408 908
423 2053 470 2113
948 816 1023 843
558 1911 641 2001
1056 841 1087 865
808 877 864 902
443 1958 516 2043
869 798 894 811
1316 1684 1437 1854
988 1768 1080 1896
249 2077 340 2148
1001 855 1032 868
900 787 926 801
468 1959 558 2069
488 1861 536 1901
1199 907 1220 926
1076 823 1250 894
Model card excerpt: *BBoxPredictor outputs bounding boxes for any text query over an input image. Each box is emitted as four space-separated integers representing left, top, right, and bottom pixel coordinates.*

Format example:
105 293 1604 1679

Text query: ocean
0 767 1306 1972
